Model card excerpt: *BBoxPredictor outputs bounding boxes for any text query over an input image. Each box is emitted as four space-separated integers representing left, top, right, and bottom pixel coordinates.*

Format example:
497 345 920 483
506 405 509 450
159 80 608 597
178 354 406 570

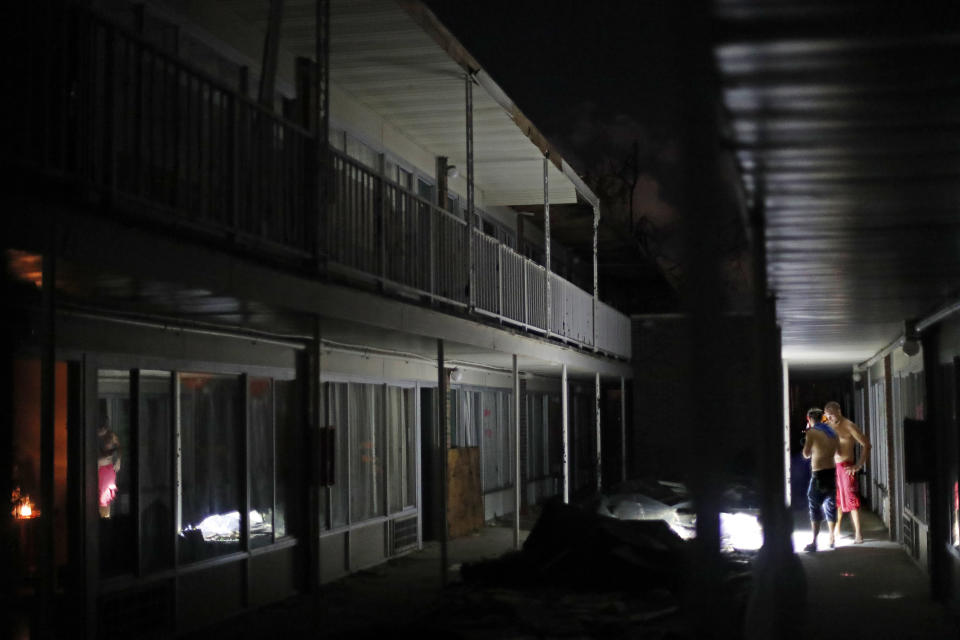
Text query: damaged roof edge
394 0 600 210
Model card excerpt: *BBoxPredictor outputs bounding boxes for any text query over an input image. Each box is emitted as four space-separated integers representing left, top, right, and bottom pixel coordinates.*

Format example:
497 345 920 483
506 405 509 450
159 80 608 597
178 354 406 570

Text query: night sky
423 1 686 177
424 1 749 312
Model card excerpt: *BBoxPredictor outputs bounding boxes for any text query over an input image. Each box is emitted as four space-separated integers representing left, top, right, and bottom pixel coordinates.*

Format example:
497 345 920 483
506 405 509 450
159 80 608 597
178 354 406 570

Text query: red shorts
836 461 861 512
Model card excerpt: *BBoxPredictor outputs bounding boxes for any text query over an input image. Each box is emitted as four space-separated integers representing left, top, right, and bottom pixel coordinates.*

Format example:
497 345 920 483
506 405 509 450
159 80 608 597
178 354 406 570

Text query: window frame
86 352 298 580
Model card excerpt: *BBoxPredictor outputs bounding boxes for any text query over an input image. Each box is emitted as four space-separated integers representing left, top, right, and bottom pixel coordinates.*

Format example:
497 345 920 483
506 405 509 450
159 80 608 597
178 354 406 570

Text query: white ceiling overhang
221 0 586 207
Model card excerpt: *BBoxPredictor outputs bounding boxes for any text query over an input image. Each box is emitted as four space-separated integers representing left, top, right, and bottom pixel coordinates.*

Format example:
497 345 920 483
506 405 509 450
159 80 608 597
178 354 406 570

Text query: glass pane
398 167 413 191
275 379 298 538
405 388 416 509
501 391 514 485
326 383 349 528
328 127 345 152
249 378 274 548
387 387 404 514
386 387 416 514
529 394 543 479
349 384 384 522
346 136 378 170
98 369 134 577
453 390 479 448
178 373 242 563
140 370 173 573
417 178 433 202
11 359 68 590
481 390 499 491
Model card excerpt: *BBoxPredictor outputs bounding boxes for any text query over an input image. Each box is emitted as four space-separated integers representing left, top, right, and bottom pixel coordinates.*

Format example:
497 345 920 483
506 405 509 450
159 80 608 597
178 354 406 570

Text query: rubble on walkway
445 499 755 639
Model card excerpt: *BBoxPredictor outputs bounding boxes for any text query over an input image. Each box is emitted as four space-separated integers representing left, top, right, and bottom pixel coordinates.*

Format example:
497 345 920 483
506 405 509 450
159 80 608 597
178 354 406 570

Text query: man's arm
847 421 871 475
802 430 815 459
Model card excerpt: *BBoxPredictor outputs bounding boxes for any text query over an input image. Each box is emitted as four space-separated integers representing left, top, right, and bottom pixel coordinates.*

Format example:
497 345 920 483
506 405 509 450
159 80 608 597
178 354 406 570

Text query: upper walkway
5 3 631 363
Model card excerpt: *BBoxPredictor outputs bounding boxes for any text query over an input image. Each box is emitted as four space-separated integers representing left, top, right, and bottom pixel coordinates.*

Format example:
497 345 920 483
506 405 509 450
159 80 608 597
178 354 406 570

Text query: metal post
497 245 503 320
309 316 323 590
561 364 569 503
258 0 285 108
782 359 791 508
437 339 449 585
620 376 627 483
465 74 475 311
513 355 520 550
883 354 896 540
543 156 551 336
378 154 387 286
314 0 330 270
592 203 600 350
595 372 601 492
921 326 948 599
39 229 56 639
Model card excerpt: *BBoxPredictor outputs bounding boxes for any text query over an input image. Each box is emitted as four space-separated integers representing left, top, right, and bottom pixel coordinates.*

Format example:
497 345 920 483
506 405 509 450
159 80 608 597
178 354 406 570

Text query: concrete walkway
184 522 530 639
793 508 959 640
188 508 959 639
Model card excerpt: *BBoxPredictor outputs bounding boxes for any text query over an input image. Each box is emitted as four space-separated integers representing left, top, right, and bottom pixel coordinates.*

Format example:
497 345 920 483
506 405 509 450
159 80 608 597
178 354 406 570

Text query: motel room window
87 365 297 577
322 381 419 529
274 379 299 539
452 389 480 448
249 377 274 549
177 373 243 563
11 358 70 593
480 390 514 492
417 177 434 204
527 393 549 481
387 386 417 514
325 382 349 529
140 370 173 573
98 369 134 578
349 384 385 523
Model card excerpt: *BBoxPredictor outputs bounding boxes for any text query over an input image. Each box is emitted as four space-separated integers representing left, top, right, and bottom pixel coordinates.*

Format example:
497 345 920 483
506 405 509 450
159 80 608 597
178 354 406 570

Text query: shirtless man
802 407 839 552
824 400 870 544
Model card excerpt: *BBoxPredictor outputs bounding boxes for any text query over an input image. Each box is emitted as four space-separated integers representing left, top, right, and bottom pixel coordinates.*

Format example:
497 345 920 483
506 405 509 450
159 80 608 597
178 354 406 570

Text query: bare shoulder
844 419 863 434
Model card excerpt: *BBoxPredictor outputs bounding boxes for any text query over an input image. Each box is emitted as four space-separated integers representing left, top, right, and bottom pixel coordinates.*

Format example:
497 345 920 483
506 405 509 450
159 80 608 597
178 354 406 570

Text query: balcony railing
8 4 632 359
11 5 314 259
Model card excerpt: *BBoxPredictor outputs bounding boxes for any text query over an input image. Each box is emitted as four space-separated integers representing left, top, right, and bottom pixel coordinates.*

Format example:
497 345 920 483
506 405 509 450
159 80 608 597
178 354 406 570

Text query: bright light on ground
721 512 763 551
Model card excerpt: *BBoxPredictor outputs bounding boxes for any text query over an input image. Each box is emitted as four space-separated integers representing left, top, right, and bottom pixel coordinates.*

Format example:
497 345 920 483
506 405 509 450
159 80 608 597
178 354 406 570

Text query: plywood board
447 447 483 538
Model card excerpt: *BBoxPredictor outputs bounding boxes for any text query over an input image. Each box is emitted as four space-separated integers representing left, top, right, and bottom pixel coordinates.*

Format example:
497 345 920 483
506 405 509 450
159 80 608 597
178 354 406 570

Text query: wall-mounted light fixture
448 367 463 383
901 319 921 356
446 165 459 179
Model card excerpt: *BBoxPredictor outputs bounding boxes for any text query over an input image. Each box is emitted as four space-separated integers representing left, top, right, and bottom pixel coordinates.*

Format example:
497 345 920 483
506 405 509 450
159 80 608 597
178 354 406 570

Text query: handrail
328 148 466 227
84 7 312 138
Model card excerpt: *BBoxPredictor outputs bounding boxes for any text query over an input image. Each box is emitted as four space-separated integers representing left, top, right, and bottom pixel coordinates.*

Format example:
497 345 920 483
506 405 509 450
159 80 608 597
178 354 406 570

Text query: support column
620 376 627 483
309 316 323 591
744 178 805 640
921 326 947 600
592 203 600 350
595 372 601 492
782 359 791 508
39 228 56 639
883 354 896 540
311 0 330 270
561 364 569 503
543 156 551 336
513 355 521 550
436 156 449 211
257 0 285 108
465 74 475 311
676 7 726 636
437 339 449 586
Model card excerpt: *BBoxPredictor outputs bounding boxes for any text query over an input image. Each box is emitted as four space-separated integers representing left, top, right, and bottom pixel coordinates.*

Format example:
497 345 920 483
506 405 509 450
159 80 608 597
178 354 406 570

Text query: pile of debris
463 499 690 593
450 499 755 639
